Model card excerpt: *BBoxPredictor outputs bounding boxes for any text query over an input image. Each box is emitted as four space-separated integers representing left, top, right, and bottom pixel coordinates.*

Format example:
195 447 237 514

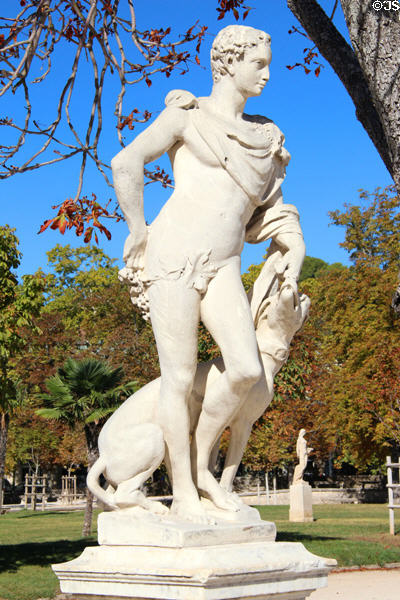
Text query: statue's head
299 428 306 437
211 25 271 84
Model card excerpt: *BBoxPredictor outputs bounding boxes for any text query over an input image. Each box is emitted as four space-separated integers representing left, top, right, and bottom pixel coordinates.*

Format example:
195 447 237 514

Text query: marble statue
293 429 314 485
90 24 305 523
57 26 337 600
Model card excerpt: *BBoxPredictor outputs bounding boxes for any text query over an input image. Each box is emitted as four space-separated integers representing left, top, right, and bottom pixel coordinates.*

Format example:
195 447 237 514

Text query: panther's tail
86 456 117 509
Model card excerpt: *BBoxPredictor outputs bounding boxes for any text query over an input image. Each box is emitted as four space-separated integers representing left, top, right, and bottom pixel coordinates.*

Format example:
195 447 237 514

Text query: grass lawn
257 503 400 568
0 504 399 600
0 509 98 600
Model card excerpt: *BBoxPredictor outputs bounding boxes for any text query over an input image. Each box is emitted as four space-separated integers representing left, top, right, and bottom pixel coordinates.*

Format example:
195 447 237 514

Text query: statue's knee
163 367 195 397
228 361 262 389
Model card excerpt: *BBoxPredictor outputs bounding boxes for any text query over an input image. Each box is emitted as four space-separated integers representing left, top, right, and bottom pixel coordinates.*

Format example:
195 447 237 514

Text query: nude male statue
111 25 305 523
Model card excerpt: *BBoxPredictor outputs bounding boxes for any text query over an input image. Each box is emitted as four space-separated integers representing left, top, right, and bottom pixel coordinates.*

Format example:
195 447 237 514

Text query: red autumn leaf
58 214 67 235
145 77 152 87
195 55 200 66
84 227 93 243
50 217 60 230
38 219 52 234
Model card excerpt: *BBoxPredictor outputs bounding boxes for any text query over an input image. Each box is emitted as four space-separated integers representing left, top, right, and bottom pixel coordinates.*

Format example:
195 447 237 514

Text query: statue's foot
197 470 239 512
102 493 119 510
170 497 216 525
143 498 169 515
225 490 246 509
114 488 152 510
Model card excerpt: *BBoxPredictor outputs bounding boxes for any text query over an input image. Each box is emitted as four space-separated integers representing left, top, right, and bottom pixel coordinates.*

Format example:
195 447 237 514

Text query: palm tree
37 357 138 536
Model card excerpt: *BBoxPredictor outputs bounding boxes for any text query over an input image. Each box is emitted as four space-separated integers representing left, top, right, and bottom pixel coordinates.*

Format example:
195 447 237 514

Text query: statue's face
231 44 271 98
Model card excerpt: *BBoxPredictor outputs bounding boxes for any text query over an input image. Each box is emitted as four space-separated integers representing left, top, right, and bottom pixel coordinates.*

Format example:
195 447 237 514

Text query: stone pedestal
289 482 313 523
53 507 334 600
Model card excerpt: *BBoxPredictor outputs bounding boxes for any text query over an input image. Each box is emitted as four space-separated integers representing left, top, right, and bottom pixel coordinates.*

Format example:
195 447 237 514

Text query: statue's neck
209 79 247 121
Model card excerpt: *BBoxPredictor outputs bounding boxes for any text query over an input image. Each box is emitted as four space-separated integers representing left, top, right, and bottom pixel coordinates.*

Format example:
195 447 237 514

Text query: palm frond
37 358 138 430
41 375 73 404
85 406 117 423
36 407 63 420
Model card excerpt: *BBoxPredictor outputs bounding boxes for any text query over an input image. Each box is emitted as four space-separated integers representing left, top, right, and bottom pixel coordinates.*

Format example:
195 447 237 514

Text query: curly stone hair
211 25 271 83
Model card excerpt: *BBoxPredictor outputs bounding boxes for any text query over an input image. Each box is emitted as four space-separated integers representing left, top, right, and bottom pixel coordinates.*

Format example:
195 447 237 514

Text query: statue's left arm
246 188 305 291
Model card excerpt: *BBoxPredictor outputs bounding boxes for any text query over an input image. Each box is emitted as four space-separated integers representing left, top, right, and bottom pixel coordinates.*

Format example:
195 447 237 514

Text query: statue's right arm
111 106 186 269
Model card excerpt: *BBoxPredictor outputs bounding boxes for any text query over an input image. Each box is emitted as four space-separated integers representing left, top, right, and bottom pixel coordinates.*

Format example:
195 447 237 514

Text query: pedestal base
289 483 313 523
53 512 334 600
53 540 333 600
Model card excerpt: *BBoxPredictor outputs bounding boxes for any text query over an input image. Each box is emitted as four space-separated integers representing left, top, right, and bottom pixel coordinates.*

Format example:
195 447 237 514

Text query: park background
1 3 400 598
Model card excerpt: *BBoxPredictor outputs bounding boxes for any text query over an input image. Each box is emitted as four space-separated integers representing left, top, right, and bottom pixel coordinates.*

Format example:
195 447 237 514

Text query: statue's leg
220 374 273 492
193 260 262 510
219 419 253 493
148 278 211 523
108 423 165 510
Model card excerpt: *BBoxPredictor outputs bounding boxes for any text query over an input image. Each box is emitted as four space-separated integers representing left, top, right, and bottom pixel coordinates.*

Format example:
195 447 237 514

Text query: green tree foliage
37 357 137 535
238 188 400 476
299 256 328 283
6 405 62 478
330 185 400 269
0 226 44 509
15 244 160 391
44 244 118 327
303 187 400 469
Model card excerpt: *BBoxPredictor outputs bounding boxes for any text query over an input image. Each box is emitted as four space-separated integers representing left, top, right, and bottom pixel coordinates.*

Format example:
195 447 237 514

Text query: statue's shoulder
244 114 289 165
165 89 198 110
243 114 283 136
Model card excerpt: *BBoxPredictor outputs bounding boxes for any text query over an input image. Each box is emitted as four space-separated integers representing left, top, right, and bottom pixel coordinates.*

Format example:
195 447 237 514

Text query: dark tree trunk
340 1 400 192
82 423 100 537
286 0 393 178
287 0 400 309
0 412 9 511
82 486 94 538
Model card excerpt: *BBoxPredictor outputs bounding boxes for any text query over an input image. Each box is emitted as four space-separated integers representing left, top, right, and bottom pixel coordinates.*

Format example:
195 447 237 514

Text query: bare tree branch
0 0 207 219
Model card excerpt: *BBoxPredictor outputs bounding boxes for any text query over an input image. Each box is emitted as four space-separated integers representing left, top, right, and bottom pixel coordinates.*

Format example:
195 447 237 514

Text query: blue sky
1 1 392 276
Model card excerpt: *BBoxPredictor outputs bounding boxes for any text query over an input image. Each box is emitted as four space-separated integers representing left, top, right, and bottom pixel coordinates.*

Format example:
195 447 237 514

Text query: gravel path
309 568 400 599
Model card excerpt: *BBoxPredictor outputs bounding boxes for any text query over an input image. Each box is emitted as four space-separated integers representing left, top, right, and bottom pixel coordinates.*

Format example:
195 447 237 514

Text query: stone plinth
98 509 276 547
289 483 313 523
52 510 335 600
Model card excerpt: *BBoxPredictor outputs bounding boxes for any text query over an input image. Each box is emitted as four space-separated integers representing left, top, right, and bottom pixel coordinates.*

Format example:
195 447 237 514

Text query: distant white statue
88 24 306 523
292 429 313 485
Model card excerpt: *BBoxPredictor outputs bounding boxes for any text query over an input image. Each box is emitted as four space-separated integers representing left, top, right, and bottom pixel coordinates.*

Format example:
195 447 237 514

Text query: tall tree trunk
82 486 94 538
82 423 100 537
0 412 9 511
287 1 400 309
340 1 400 193
287 0 393 176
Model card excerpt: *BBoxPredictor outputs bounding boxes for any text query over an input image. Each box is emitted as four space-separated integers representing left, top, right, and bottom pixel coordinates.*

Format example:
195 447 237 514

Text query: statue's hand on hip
123 231 148 270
